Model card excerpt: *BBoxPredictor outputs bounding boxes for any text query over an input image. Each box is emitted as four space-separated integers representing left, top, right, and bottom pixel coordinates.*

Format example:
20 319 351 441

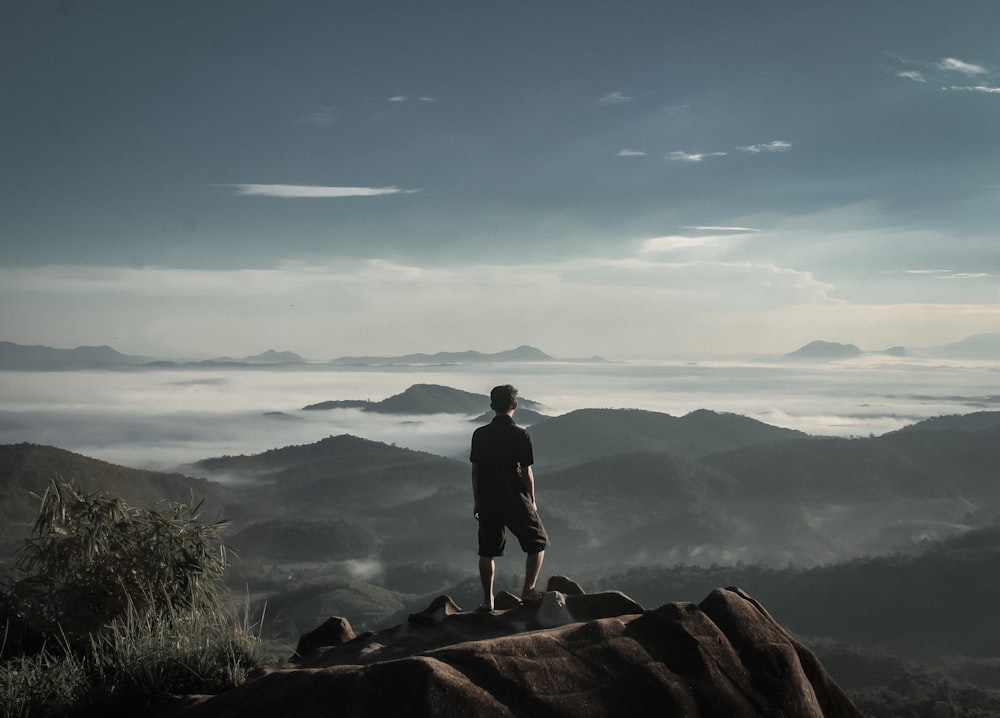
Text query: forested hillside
5 409 1000 714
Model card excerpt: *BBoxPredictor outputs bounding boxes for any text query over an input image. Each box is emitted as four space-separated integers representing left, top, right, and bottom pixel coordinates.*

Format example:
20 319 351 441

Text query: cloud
222 184 415 198
667 151 726 162
737 140 792 154
684 226 760 233
617 149 646 157
940 272 991 280
897 71 927 83
938 57 988 75
944 85 1000 94
640 235 721 252
598 91 633 105
388 95 407 102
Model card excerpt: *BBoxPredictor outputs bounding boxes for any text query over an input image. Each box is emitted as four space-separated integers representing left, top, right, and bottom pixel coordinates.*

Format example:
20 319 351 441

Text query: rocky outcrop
155 580 862 717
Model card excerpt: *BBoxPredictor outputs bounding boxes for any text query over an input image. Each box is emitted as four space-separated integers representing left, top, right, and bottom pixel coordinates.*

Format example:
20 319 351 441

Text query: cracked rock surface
152 581 862 718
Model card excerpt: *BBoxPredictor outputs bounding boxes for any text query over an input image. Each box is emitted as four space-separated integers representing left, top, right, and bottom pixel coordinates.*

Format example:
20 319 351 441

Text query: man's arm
471 463 481 519
523 465 536 507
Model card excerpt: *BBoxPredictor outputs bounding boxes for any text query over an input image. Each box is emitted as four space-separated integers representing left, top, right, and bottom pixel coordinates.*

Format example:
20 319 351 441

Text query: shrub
0 479 270 716
7 479 229 647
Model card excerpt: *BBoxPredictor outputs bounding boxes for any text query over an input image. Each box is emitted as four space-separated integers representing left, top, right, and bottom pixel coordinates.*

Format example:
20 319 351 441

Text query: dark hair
490 384 518 412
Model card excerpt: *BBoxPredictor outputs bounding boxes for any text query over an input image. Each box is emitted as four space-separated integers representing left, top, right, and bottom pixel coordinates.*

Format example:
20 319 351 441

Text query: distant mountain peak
244 349 305 364
330 345 554 366
784 340 862 360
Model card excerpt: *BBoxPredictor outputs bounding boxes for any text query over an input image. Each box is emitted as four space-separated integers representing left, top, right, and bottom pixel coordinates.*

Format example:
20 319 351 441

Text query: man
470 384 548 611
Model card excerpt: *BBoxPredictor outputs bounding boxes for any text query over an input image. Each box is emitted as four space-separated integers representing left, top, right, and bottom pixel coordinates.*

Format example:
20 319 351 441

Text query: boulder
294 616 356 659
153 586 862 718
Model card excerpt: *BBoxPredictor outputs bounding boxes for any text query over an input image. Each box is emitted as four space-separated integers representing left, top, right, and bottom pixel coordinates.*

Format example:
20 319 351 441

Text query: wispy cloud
940 272 991 280
893 56 996 93
667 151 726 162
617 149 646 157
598 91 633 105
222 184 415 198
640 235 720 252
737 140 792 154
938 57 988 75
388 95 407 102
684 226 760 233
897 70 926 83
944 85 1000 94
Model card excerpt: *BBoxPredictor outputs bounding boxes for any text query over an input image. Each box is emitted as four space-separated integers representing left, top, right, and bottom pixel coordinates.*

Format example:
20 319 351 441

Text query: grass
0 479 274 717
1 595 271 718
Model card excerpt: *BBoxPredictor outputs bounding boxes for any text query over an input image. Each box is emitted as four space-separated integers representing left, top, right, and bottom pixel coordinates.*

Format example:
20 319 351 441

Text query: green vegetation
0 480 270 717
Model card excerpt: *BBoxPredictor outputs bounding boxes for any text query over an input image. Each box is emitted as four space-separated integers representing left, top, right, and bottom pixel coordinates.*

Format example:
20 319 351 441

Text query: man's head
490 384 518 414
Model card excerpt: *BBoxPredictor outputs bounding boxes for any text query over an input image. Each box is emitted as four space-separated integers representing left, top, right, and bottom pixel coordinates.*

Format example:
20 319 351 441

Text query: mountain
937 332 1000 359
0 443 246 551
890 410 1000 434
783 340 863 360
527 408 806 469
329 344 554 365
191 434 467 516
226 518 378 563
304 383 545 417
701 426 1000 504
151 585 862 718
0 341 146 370
234 349 306 364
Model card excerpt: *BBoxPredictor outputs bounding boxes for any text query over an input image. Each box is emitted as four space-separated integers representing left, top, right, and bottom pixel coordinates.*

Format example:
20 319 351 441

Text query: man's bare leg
521 550 544 601
479 556 495 609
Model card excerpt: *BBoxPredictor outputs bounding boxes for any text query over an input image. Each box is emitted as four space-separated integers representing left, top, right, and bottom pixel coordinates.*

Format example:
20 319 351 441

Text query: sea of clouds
1 356 998 472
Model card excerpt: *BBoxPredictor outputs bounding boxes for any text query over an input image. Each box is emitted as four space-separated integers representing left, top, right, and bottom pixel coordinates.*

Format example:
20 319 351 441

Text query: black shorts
478 496 548 557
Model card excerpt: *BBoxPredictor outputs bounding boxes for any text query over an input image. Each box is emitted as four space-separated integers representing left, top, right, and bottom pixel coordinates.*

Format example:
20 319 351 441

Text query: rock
546 575 585 595
152 586 863 718
293 617 355 659
535 591 572 628
406 595 464 627
494 590 521 610
565 590 643 623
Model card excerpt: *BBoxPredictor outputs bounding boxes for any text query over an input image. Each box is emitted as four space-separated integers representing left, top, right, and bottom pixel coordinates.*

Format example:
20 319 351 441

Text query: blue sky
1 1 998 359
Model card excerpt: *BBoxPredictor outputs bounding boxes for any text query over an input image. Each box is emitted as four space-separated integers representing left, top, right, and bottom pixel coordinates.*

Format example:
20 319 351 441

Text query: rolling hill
527 407 806 469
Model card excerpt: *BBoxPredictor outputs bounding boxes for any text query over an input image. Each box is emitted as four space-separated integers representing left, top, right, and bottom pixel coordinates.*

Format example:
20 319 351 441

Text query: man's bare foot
521 589 542 603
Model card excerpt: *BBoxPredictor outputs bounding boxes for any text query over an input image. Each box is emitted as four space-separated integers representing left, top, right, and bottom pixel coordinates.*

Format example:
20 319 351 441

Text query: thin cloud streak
641 235 722 252
684 226 761 233
737 141 792 153
944 85 1000 94
667 151 726 162
222 184 416 198
938 57 988 75
598 91 633 105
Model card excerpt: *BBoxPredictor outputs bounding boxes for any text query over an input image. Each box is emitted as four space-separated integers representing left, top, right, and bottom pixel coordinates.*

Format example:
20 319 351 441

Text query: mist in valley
5 352 1000 712
2 355 997 470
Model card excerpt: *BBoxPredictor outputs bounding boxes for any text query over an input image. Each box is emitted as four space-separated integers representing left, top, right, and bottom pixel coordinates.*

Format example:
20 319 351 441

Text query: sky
1 0 998 360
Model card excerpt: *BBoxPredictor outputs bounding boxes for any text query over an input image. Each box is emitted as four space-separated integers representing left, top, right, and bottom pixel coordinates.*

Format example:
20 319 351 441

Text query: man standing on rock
470 384 548 611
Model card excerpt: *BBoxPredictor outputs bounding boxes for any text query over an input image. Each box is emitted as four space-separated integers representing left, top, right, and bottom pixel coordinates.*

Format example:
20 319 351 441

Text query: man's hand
474 507 480 521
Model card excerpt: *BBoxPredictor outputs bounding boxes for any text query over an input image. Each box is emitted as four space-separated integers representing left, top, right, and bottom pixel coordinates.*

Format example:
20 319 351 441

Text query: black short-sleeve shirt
470 415 534 510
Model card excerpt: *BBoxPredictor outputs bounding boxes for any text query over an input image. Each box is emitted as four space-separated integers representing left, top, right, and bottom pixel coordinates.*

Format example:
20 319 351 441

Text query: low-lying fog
2 356 998 472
